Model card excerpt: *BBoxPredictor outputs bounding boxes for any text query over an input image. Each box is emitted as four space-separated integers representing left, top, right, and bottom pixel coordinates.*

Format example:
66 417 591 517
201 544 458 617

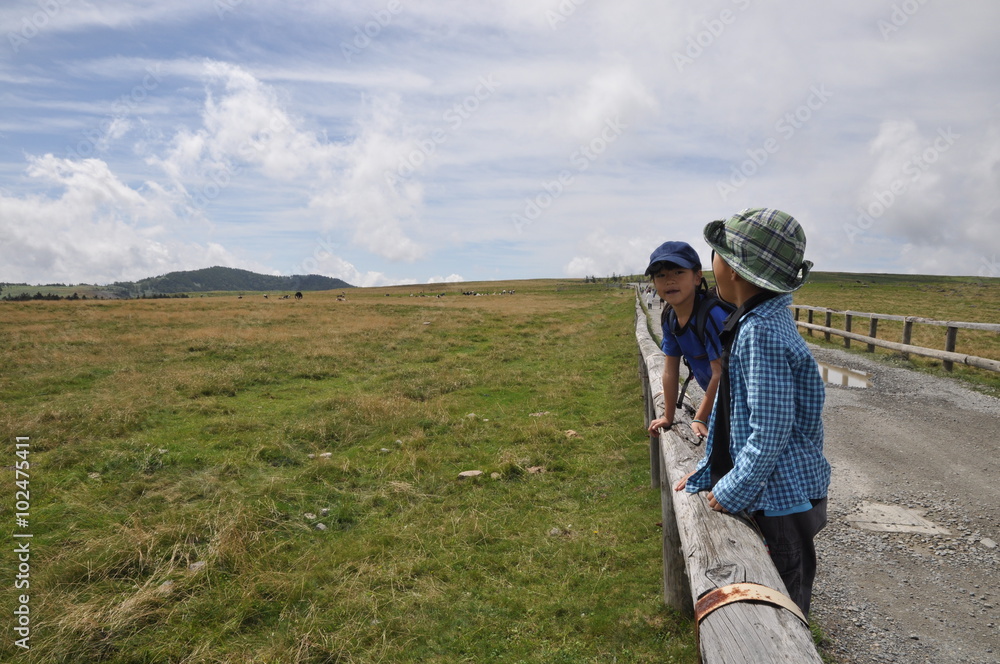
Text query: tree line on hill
2 291 191 301
583 274 635 284
120 266 352 295
1 266 354 300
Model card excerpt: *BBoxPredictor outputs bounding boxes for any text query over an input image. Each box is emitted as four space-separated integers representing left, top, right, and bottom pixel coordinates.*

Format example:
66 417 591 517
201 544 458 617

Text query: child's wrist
692 419 707 426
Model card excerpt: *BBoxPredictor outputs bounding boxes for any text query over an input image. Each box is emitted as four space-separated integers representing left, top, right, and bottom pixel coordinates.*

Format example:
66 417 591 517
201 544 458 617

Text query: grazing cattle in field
294 292 303 300
263 294 268 299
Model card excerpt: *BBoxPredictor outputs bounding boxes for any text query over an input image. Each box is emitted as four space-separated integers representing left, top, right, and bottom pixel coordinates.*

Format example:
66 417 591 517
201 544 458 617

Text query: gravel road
808 343 1000 664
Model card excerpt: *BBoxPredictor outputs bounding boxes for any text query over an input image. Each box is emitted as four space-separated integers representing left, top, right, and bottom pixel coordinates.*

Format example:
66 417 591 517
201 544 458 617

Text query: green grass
5 271 996 662
0 281 696 663
644 270 1000 394
792 272 1000 395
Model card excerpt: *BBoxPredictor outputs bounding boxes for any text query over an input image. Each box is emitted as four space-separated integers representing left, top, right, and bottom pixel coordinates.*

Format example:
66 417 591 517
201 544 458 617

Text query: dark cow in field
294 292 303 300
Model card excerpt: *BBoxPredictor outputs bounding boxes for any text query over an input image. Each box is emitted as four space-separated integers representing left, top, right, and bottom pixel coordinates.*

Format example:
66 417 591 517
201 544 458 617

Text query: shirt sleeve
711 324 797 513
661 327 682 357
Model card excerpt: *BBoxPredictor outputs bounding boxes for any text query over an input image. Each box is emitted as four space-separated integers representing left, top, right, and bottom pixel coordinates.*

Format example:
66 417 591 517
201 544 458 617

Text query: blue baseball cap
644 241 702 275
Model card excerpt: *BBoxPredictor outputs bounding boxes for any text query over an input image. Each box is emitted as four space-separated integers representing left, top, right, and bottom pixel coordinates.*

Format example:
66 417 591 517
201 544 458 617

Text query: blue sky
1 1 998 286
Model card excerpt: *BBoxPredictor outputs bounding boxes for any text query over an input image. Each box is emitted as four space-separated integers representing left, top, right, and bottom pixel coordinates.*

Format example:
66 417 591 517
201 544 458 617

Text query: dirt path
808 343 999 664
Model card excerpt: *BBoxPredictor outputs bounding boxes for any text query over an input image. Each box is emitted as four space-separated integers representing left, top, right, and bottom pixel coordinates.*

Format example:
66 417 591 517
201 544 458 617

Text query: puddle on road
817 361 872 388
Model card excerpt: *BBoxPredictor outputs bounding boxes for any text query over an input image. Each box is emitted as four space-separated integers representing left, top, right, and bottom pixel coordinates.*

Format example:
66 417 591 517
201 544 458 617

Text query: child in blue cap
644 241 731 439
677 208 831 618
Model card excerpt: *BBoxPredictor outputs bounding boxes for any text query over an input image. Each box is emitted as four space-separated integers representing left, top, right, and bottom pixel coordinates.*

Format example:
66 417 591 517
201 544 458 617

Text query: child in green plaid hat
675 207 831 618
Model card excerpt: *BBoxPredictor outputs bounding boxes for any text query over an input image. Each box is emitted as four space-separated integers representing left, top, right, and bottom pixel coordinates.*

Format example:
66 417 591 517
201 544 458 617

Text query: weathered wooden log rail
791 305 1000 373
635 294 822 663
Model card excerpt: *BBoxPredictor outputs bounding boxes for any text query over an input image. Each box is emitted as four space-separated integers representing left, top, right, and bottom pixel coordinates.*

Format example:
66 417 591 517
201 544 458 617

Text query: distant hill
118 266 353 295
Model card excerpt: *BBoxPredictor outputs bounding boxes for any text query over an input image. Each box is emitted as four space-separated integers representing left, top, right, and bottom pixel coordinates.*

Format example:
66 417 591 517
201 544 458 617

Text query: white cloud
0 155 240 284
427 274 464 283
145 62 427 263
565 230 653 278
546 59 658 142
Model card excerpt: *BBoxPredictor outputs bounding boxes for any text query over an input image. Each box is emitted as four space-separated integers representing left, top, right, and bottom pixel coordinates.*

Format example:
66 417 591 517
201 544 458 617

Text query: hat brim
703 219 812 293
643 259 698 276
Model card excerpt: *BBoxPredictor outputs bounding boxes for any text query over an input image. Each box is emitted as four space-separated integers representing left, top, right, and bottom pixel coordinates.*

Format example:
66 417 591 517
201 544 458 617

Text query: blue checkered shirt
686 294 830 513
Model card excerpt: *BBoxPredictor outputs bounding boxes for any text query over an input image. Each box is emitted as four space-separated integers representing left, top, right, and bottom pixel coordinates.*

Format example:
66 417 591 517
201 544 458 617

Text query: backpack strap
694 292 733 356
673 292 734 409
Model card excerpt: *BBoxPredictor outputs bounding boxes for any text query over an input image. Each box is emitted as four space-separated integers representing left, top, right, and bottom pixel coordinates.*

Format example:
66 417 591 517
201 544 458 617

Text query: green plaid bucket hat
703 208 813 293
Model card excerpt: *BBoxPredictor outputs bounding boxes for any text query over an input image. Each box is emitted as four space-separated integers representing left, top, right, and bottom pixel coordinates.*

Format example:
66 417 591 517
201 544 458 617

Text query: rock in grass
458 470 483 479
305 513 317 520
315 523 328 531
188 561 206 572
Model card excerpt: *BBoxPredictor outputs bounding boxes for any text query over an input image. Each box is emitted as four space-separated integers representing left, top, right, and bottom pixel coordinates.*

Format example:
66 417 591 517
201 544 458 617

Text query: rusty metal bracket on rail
695 582 808 627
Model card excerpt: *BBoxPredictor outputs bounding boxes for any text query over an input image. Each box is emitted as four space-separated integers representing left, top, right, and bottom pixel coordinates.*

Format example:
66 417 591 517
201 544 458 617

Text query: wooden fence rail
791 305 1000 373
634 295 822 664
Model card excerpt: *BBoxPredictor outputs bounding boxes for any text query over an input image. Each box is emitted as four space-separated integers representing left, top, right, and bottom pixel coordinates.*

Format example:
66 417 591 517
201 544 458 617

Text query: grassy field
2 272 997 663
792 272 1000 394
0 280 696 663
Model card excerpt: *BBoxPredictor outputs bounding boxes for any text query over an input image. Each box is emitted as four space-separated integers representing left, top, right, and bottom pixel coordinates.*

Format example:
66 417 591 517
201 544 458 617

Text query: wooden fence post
824 311 832 342
807 309 813 336
867 317 878 353
944 326 958 371
660 452 690 614
786 302 1000 374
640 349 661 489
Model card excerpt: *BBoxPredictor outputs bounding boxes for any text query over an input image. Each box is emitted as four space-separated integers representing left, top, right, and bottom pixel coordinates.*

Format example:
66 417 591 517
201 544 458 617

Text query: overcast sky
1 1 998 286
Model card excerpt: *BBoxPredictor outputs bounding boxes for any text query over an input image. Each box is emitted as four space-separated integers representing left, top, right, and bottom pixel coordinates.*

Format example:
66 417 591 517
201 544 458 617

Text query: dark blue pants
752 497 828 618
